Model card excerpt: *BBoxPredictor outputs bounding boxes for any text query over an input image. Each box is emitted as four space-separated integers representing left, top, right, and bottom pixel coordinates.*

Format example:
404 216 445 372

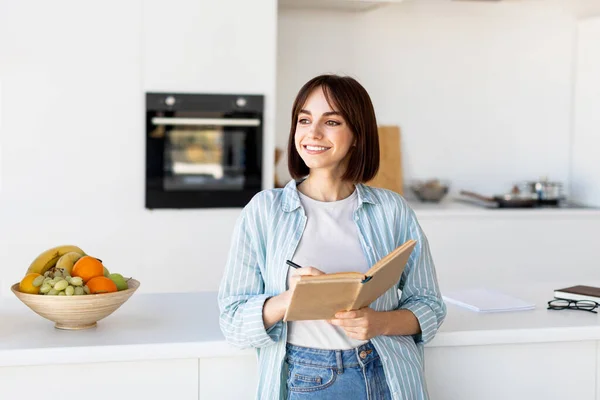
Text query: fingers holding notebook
289 266 325 292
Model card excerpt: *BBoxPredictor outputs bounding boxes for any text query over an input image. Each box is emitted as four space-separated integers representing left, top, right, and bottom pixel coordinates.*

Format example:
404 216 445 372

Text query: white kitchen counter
407 197 600 218
2 282 600 368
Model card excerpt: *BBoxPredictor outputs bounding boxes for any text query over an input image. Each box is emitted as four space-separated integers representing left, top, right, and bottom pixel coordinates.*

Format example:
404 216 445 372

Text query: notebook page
443 288 535 313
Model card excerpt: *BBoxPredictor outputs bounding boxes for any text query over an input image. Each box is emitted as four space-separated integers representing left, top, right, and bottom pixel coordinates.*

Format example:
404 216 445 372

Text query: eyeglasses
547 299 599 314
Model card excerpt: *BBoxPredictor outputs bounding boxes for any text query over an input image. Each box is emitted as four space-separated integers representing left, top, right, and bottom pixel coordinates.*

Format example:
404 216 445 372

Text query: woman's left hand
328 308 387 341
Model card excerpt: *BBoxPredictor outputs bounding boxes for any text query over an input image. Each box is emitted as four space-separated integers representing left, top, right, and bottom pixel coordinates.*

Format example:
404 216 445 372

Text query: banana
55 251 84 275
27 245 86 275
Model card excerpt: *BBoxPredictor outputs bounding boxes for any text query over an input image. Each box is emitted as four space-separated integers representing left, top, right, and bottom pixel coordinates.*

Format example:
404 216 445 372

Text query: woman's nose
307 125 322 139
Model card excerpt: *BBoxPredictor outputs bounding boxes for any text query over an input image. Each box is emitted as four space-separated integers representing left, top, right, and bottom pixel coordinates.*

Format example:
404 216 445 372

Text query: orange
86 276 117 294
71 256 104 283
19 272 42 294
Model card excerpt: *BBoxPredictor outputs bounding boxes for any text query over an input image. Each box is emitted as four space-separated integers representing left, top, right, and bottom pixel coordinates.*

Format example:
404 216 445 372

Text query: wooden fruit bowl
11 279 140 330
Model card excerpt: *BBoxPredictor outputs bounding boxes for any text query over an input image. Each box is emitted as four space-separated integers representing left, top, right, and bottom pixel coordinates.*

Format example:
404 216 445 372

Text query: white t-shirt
286 188 370 350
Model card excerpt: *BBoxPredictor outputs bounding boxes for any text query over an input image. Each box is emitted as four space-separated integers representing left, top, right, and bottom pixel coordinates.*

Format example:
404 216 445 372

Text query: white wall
276 0 582 197
275 9 360 183
571 16 600 207
0 0 277 295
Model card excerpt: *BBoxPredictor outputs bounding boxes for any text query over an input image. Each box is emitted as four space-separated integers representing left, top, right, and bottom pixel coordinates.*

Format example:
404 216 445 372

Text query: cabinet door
199 355 258 399
425 341 596 400
142 0 277 93
0 359 198 400
572 17 600 208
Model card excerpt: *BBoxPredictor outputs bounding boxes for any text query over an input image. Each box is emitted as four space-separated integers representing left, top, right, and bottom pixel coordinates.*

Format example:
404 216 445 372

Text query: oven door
146 112 263 209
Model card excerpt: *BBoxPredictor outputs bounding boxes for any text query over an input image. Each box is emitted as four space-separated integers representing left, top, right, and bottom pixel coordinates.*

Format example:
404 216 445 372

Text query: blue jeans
285 342 392 399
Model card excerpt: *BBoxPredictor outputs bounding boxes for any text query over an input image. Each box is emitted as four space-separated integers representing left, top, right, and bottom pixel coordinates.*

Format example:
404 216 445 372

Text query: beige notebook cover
283 239 417 322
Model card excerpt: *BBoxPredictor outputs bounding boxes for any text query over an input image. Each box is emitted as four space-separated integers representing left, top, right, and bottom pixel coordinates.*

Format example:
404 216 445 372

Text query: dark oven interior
145 93 264 209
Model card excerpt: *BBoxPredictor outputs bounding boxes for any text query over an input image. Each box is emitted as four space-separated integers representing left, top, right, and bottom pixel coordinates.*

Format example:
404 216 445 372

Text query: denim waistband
285 342 379 370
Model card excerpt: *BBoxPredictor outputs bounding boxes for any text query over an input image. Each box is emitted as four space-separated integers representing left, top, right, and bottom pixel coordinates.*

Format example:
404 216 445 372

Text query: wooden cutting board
366 125 403 195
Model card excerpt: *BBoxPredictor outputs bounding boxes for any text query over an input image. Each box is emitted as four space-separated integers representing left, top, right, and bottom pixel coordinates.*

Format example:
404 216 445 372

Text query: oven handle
151 117 261 127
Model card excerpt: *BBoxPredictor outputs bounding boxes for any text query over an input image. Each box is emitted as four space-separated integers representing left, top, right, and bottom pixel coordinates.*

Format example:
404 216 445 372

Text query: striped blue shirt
218 179 447 400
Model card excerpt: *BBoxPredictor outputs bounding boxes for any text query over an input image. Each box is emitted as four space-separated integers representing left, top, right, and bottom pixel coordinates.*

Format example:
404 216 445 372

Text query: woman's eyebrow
298 110 341 117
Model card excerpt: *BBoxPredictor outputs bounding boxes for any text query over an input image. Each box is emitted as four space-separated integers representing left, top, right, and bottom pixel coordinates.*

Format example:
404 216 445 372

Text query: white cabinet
571 16 600 208
1 341 599 399
142 0 277 93
199 355 259 399
597 343 600 400
425 341 597 400
0 359 199 400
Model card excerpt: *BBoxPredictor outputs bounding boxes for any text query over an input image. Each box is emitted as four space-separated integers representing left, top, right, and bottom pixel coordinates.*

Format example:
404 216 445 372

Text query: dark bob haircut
287 74 380 183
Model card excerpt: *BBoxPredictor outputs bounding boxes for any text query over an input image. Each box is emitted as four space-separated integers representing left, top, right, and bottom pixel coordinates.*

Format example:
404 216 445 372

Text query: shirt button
359 351 368 359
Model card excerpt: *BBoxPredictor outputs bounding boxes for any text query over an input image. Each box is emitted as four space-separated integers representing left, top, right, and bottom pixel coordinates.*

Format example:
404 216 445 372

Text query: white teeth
306 145 328 151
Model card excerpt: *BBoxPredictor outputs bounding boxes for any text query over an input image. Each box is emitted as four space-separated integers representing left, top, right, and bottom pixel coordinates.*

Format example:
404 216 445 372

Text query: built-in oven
145 93 263 209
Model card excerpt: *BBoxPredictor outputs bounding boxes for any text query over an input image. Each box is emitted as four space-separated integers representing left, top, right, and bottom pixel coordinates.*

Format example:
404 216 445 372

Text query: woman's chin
302 162 346 174
303 160 330 170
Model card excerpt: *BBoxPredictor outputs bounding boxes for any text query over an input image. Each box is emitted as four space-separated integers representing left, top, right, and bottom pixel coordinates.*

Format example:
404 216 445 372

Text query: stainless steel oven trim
151 117 261 127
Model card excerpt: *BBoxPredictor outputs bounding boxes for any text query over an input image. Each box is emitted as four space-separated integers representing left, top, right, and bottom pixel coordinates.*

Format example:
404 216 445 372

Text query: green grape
54 279 69 291
83 285 90 294
43 277 52 284
70 277 83 286
65 286 75 296
65 276 72 284
65 275 72 281
32 275 45 287
74 286 84 296
40 284 52 294
48 288 59 295
44 271 51 277
58 291 66 296
53 270 63 278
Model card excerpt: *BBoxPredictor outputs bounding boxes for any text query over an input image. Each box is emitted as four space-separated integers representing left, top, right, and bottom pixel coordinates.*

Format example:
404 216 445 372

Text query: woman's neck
298 173 355 202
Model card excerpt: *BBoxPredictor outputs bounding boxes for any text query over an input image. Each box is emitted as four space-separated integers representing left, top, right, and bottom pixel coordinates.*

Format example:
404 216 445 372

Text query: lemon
19 272 42 294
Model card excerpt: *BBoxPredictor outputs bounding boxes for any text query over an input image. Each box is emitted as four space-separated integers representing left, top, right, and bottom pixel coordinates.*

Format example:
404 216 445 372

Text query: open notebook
443 288 535 313
283 239 416 321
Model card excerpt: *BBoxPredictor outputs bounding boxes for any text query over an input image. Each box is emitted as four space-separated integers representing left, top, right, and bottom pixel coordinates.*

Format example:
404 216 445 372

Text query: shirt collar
281 178 379 213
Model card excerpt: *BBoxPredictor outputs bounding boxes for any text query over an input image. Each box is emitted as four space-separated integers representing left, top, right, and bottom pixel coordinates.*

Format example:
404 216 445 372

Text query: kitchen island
2 282 600 399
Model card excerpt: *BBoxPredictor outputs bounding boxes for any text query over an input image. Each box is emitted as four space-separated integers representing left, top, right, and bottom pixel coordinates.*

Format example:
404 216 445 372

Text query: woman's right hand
279 267 325 308
288 266 325 294
263 266 324 329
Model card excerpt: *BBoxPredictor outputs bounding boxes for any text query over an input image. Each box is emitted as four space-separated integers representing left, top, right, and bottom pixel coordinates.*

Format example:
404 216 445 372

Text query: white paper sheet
443 288 536 313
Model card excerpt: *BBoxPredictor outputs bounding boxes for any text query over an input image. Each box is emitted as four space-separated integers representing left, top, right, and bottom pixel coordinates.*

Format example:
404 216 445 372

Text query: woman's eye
325 120 340 126
298 118 310 125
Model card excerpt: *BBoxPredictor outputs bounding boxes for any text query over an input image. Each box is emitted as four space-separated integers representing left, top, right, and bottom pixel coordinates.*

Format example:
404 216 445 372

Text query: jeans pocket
287 363 337 393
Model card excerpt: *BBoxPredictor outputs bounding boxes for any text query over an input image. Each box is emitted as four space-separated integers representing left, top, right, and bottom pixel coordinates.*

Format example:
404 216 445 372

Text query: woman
219 74 446 400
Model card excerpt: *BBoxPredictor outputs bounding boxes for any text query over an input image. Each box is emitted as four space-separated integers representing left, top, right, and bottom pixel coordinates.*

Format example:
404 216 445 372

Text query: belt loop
336 350 344 374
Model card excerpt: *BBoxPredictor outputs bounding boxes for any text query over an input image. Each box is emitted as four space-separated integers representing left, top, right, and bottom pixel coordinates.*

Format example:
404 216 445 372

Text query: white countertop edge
0 341 254 368
428 326 600 347
413 209 600 219
5 326 600 367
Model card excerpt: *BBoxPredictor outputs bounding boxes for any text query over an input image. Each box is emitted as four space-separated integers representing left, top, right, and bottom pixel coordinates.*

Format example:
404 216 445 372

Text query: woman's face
294 87 354 175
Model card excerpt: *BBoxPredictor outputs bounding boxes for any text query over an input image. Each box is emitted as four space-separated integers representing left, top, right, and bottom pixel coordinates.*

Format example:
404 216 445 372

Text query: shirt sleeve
218 203 284 349
397 208 447 344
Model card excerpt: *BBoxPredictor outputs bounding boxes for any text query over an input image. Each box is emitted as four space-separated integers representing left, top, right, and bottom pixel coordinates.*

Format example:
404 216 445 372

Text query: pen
286 260 303 269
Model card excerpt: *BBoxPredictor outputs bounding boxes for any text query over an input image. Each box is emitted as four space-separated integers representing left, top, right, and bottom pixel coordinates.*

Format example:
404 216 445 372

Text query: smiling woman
287 75 380 187
218 74 446 400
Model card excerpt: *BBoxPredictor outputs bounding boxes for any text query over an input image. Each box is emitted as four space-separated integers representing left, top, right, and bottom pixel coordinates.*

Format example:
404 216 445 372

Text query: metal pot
518 179 564 204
